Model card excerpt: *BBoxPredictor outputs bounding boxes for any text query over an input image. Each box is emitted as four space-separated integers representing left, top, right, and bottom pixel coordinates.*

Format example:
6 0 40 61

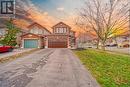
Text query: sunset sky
13 0 129 37
31 0 83 21
13 0 84 33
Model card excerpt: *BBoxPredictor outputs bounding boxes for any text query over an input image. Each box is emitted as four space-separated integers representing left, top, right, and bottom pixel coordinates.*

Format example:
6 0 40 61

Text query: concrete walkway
0 49 100 87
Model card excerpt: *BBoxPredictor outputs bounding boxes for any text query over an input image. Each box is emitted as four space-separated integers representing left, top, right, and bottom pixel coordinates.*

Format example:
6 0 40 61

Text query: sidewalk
0 49 35 59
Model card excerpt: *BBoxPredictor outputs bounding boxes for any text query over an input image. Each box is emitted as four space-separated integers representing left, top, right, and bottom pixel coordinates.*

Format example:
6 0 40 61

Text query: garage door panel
48 41 67 48
24 39 38 48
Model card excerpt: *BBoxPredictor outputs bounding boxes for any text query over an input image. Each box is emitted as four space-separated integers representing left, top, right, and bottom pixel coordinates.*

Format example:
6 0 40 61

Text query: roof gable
52 22 71 29
27 22 51 34
21 33 42 38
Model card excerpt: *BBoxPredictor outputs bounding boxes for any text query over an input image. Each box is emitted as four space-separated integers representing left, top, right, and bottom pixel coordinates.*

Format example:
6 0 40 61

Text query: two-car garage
47 35 68 48
48 41 68 48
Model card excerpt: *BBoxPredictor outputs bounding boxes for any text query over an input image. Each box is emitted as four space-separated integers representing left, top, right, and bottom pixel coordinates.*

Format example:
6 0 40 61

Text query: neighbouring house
0 19 7 39
0 27 7 39
77 32 97 48
117 31 130 47
21 22 76 48
106 31 130 47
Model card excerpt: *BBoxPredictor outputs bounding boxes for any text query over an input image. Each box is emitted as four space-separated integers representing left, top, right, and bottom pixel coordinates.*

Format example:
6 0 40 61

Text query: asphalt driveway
0 48 100 87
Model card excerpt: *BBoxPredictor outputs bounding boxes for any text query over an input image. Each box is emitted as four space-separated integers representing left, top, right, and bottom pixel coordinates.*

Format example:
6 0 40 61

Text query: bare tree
75 17 99 48
77 0 129 50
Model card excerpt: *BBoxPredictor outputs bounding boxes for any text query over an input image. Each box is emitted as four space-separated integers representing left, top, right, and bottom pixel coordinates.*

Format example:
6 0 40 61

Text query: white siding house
0 28 6 38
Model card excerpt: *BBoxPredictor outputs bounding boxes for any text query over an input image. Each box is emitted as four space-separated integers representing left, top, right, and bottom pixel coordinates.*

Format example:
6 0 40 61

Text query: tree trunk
114 38 118 48
101 41 105 51
96 39 99 49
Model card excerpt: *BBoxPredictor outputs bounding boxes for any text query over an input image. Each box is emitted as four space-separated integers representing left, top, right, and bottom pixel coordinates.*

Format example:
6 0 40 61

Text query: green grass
74 49 130 87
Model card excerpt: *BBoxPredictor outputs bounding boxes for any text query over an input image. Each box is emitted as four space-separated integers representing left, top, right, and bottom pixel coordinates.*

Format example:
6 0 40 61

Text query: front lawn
74 49 130 87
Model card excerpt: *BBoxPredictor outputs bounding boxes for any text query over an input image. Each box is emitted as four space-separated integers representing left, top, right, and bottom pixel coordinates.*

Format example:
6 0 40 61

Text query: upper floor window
63 28 67 33
59 28 63 33
55 27 68 34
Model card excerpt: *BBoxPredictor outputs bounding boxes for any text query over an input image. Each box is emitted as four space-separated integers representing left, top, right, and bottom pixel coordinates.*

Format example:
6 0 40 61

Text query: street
0 48 100 87
106 47 130 55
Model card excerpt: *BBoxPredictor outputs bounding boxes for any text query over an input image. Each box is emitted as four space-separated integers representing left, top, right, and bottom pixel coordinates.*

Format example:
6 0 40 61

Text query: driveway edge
71 50 101 87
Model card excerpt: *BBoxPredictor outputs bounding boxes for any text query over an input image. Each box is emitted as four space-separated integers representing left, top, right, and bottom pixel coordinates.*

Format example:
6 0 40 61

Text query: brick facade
21 22 76 48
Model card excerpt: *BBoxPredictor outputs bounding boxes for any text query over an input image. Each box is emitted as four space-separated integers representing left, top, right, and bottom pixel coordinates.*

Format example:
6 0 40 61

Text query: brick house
21 22 76 48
